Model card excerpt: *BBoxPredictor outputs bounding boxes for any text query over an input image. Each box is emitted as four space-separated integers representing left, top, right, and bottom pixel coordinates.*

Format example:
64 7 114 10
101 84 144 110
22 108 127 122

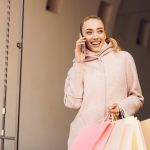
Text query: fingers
108 103 118 112
76 37 86 48
108 103 117 109
74 37 86 62
109 108 118 113
108 103 120 119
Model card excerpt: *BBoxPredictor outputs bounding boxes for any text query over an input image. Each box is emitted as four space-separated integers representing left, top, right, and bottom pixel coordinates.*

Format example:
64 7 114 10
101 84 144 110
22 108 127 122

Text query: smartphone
79 33 86 53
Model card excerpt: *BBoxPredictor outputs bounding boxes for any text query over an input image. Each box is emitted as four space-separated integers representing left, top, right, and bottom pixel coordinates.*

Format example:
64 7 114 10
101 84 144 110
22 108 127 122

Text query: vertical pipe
14 0 24 149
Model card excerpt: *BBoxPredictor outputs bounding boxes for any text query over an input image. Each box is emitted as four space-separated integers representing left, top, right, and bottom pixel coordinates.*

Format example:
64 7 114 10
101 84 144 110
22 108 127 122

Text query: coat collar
84 42 114 62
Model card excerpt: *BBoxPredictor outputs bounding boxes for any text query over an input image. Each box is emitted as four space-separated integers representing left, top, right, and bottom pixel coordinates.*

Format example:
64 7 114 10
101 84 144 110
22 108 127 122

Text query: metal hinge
17 42 23 49
1 129 5 136
2 108 6 115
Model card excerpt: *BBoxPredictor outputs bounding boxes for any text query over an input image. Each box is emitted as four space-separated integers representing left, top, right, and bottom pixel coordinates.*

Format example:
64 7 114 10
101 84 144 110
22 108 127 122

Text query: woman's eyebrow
86 27 104 31
86 29 93 31
97 27 104 30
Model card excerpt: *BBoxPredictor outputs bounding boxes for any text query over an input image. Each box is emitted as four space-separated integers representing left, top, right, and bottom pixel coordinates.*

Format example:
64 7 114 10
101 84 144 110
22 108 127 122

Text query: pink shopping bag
93 123 114 150
68 119 114 150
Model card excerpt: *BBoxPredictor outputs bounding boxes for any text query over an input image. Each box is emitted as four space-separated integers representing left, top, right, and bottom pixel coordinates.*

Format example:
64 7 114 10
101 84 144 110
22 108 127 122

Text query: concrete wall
0 0 100 149
18 0 100 150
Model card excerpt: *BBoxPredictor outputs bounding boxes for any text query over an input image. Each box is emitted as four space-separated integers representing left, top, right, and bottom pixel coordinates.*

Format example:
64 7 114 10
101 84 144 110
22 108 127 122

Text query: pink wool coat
64 43 144 146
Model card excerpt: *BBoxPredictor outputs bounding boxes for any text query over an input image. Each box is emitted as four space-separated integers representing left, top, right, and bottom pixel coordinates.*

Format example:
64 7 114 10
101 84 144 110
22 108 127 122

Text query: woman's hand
75 37 86 63
108 103 120 120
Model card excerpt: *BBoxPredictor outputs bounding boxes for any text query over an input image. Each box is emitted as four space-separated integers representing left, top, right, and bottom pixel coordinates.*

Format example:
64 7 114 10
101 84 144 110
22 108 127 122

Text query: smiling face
82 18 106 52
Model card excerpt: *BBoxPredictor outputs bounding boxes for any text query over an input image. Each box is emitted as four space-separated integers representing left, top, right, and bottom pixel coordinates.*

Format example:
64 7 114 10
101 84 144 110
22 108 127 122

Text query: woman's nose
92 33 98 39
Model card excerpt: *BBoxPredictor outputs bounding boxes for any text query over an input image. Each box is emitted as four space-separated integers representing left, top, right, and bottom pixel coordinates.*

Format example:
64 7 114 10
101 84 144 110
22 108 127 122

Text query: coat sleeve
64 63 84 109
119 52 144 117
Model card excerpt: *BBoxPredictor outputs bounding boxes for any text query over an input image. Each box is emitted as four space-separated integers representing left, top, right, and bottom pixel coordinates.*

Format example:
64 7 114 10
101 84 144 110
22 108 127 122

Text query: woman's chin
90 47 100 52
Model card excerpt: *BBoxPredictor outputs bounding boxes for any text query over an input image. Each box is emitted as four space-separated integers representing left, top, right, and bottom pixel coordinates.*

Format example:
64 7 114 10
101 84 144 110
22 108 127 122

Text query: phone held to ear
79 33 86 53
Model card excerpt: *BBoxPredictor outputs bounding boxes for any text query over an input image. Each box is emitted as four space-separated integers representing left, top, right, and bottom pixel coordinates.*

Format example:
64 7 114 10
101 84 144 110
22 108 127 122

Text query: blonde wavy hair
80 15 121 52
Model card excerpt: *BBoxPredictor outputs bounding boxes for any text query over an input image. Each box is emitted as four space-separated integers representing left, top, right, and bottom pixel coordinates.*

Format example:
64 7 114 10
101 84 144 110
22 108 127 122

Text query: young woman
64 15 144 147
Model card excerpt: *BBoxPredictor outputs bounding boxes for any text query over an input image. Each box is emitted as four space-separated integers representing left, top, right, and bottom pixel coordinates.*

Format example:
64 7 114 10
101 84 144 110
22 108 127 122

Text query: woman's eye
98 30 104 33
86 31 92 35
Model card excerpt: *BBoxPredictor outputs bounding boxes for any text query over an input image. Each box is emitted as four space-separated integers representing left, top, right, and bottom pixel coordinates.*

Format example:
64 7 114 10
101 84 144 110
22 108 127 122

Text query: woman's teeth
91 42 100 46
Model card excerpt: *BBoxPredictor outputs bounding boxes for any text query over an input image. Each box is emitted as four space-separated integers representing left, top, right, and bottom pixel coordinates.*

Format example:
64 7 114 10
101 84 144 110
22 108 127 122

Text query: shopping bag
104 116 147 150
68 118 114 150
119 123 133 150
132 118 147 150
119 117 147 150
141 119 150 149
93 122 114 150
104 116 129 150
